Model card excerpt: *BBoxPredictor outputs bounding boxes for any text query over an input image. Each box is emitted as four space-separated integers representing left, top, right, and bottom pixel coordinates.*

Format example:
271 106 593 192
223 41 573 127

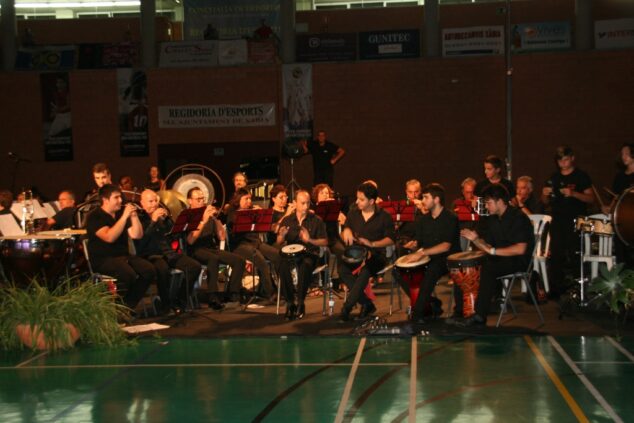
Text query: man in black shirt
276 190 328 319
46 190 76 229
541 146 594 297
474 155 515 198
459 184 535 326
510 176 543 216
135 190 201 313
302 130 345 187
403 183 460 323
85 184 154 310
85 163 113 202
339 182 395 321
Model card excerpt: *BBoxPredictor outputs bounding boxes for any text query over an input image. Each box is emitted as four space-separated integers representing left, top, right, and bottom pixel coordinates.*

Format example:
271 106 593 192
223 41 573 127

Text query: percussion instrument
447 251 486 317
0 234 74 286
395 252 430 307
575 215 613 236
342 245 368 265
37 229 89 277
281 243 307 259
613 187 634 245
475 197 489 216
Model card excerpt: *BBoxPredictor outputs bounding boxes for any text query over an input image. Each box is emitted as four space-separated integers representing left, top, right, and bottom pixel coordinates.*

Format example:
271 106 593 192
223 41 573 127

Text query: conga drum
447 251 486 317
395 252 431 307
280 244 307 260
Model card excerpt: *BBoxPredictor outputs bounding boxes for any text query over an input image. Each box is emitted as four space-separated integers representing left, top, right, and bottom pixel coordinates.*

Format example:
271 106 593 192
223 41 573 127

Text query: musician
459 183 534 326
541 146 594 298
85 163 112 201
301 130 346 187
135 190 201 314
46 190 76 229
233 172 248 192
226 188 280 303
0 189 14 215
474 155 515 198
312 183 346 257
339 182 395 321
186 187 246 309
396 179 427 255
268 184 295 245
276 190 327 319
452 177 478 251
85 184 155 311
510 176 543 216
403 183 460 324
145 165 164 192
608 143 634 266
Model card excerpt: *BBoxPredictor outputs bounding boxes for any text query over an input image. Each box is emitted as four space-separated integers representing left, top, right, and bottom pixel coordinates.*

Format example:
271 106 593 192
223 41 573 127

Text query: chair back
529 214 552 258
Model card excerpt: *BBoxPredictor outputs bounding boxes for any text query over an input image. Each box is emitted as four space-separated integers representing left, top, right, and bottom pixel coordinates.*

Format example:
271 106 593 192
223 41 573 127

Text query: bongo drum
447 251 486 317
281 244 307 259
395 252 430 307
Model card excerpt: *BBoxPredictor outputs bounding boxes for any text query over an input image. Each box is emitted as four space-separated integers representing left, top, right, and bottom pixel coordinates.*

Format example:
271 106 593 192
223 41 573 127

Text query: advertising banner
158 104 276 128
41 72 73 161
218 40 249 66
511 22 571 52
442 26 504 57
117 69 149 157
17 46 75 71
595 18 634 50
282 64 313 141
159 40 219 67
248 39 277 64
296 33 357 62
359 30 420 60
78 42 140 69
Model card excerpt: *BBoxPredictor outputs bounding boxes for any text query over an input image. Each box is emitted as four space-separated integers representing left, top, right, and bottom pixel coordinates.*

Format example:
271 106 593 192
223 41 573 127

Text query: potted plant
0 277 132 351
589 263 634 338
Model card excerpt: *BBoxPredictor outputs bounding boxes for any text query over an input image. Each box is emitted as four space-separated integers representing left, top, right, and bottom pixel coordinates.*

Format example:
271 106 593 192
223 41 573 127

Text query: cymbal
157 189 188 218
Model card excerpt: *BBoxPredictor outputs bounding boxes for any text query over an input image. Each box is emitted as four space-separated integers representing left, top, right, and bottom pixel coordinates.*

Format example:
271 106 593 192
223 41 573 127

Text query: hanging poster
41 72 73 161
595 18 634 50
282 64 313 142
117 69 149 157
442 26 504 57
511 22 571 52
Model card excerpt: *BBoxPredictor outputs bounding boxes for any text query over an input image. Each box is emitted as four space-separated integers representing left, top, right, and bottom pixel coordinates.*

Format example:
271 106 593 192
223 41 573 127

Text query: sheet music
43 201 60 217
10 200 48 220
0 215 24 236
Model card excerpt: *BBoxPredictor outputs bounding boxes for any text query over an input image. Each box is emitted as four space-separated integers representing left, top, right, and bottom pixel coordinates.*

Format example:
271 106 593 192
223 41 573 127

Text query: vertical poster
41 72 73 161
282 64 313 144
117 69 149 157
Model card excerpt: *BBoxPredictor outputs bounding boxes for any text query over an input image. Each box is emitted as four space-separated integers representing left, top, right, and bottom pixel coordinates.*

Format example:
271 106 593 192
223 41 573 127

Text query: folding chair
528 214 552 293
581 213 616 280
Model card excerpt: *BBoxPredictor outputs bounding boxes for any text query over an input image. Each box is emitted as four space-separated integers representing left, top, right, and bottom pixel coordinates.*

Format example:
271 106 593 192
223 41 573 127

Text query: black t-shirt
546 168 592 218
85 208 131 268
51 207 76 230
397 208 425 243
308 140 339 171
279 212 327 255
414 208 461 259
612 171 634 196
484 206 534 267
192 218 221 251
344 206 395 258
475 178 515 198
134 212 174 258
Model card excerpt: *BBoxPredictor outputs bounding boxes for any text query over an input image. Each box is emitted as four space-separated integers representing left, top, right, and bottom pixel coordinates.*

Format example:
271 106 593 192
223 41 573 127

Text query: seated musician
46 190 76 229
403 183 460 324
452 177 478 251
267 184 295 245
312 183 346 255
186 187 245 309
339 182 395 321
136 190 202 314
396 179 427 256
276 190 327 320
85 184 155 311
474 155 515 198
85 163 112 202
226 188 280 304
458 184 534 327
510 175 543 216
220 172 249 220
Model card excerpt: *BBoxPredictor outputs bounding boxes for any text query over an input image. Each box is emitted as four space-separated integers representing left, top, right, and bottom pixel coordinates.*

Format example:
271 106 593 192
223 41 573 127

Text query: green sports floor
1 335 632 422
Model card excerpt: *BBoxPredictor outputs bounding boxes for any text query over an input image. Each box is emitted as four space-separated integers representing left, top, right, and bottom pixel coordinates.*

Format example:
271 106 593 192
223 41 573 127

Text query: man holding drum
276 190 328 320
339 182 395 322
459 184 534 327
403 183 460 324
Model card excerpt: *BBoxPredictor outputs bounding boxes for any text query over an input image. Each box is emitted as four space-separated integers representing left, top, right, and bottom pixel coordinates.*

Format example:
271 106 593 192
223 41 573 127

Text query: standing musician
226 188 280 303
135 190 202 314
541 146 594 298
46 190 76 229
403 183 460 324
339 182 395 321
474 155 515 198
510 176 543 216
610 143 634 200
276 190 328 320
85 184 155 311
85 163 112 201
458 184 534 326
186 187 246 309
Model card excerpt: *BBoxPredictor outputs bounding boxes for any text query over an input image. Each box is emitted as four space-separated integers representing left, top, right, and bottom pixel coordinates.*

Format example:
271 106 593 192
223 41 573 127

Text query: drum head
614 188 634 245
447 250 486 268
342 245 367 264
282 244 306 255
395 253 430 268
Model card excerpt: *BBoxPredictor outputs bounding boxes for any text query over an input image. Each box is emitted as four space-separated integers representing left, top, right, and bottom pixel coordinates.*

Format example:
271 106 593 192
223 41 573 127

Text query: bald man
135 189 202 314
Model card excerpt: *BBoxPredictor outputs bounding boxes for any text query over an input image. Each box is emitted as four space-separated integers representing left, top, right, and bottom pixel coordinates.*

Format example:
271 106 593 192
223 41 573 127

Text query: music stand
313 200 343 313
453 199 479 222
380 200 416 224
232 208 274 310
170 207 205 236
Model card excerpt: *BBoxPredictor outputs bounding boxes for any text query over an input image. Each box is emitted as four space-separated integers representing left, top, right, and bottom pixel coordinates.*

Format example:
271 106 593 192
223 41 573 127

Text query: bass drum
614 187 634 246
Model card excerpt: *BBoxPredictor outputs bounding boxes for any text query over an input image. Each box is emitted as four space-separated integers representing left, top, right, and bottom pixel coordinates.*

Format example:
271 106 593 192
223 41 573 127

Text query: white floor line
574 361 634 365
547 336 624 423
15 352 48 368
409 337 417 423
335 337 366 423
605 336 634 363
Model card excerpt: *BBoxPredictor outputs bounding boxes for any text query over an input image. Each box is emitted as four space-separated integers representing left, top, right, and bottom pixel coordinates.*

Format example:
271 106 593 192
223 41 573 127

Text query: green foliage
0 277 133 351
589 264 634 314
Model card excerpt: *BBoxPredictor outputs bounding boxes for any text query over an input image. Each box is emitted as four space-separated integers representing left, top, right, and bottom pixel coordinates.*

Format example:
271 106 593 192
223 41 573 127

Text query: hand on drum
341 229 355 246
357 237 372 248
403 239 418 250
460 228 478 241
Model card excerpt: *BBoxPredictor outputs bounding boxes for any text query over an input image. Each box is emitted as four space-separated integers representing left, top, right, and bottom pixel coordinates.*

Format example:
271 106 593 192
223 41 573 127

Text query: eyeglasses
191 197 205 201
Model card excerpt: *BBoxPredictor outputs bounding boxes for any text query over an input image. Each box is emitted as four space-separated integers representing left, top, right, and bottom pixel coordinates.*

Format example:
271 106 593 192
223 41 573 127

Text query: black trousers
475 256 525 319
279 254 318 305
95 255 155 310
548 216 580 295
147 254 201 305
340 255 386 309
410 258 448 319
192 248 246 295
233 242 280 297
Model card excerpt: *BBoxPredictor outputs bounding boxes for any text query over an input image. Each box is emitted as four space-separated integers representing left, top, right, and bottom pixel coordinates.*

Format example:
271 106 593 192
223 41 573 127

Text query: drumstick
591 185 605 210
604 187 618 198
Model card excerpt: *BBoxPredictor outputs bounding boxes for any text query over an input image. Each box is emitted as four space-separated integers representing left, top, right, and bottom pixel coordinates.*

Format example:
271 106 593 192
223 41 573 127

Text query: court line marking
14 352 48 368
408 337 417 423
1 362 407 370
573 361 634 365
547 335 624 423
605 336 634 363
524 336 589 423
335 337 366 423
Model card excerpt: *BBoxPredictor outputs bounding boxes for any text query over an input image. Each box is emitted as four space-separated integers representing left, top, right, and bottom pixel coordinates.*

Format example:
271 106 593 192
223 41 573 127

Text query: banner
183 0 280 41
296 33 357 62
442 26 504 57
282 64 313 141
159 41 219 67
17 46 75 71
595 18 634 50
248 39 277 64
158 104 276 128
359 30 420 60
78 42 140 69
41 73 73 161
511 22 571 52
117 69 149 157
218 40 249 65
